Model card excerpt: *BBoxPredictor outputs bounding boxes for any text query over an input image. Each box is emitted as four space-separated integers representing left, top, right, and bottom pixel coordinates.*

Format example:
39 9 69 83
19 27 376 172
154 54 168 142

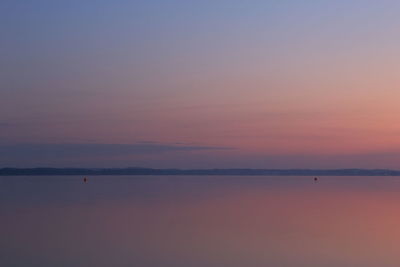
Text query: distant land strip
1 168 400 176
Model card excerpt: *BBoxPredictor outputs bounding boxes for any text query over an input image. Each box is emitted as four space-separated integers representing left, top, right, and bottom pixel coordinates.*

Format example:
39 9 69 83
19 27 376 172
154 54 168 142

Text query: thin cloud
0 122 11 127
0 143 234 159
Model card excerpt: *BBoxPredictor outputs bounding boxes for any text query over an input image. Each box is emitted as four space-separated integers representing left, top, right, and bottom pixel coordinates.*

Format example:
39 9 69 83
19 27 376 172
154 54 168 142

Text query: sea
1 175 400 267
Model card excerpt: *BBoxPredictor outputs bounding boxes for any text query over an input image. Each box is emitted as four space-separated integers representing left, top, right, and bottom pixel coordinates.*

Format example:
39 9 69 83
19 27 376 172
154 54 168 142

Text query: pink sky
2 1 400 168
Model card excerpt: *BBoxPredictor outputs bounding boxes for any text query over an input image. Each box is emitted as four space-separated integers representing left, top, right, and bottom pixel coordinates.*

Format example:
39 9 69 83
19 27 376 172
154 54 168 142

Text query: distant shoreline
1 168 400 176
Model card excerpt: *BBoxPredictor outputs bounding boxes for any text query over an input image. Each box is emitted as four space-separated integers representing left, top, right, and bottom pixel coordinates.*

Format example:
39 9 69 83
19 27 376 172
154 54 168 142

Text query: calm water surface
1 176 400 267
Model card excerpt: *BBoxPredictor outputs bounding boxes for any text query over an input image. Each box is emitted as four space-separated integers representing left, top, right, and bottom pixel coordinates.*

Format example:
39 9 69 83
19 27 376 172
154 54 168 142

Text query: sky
2 0 400 168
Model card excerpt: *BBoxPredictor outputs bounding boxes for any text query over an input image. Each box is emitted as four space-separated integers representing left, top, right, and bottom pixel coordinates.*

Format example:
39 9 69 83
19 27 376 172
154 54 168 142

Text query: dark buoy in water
83 177 88 183
314 177 318 182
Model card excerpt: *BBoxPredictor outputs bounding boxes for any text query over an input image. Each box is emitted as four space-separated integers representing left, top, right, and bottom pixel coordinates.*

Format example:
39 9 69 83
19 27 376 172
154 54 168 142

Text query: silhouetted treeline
1 168 400 176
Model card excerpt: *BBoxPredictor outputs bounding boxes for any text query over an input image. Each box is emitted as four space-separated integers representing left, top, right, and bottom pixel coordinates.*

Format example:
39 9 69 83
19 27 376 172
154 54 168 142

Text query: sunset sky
2 1 400 168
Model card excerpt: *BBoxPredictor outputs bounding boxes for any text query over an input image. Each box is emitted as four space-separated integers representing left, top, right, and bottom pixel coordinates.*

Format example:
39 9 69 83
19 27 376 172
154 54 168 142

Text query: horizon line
2 167 400 176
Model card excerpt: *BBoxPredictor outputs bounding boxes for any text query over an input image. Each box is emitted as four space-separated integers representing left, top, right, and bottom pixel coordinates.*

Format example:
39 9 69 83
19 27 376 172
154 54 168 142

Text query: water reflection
1 176 400 266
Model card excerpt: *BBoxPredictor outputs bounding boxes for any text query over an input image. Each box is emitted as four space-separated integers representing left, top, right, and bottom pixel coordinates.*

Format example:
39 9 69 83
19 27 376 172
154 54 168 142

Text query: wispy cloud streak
0 143 233 158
